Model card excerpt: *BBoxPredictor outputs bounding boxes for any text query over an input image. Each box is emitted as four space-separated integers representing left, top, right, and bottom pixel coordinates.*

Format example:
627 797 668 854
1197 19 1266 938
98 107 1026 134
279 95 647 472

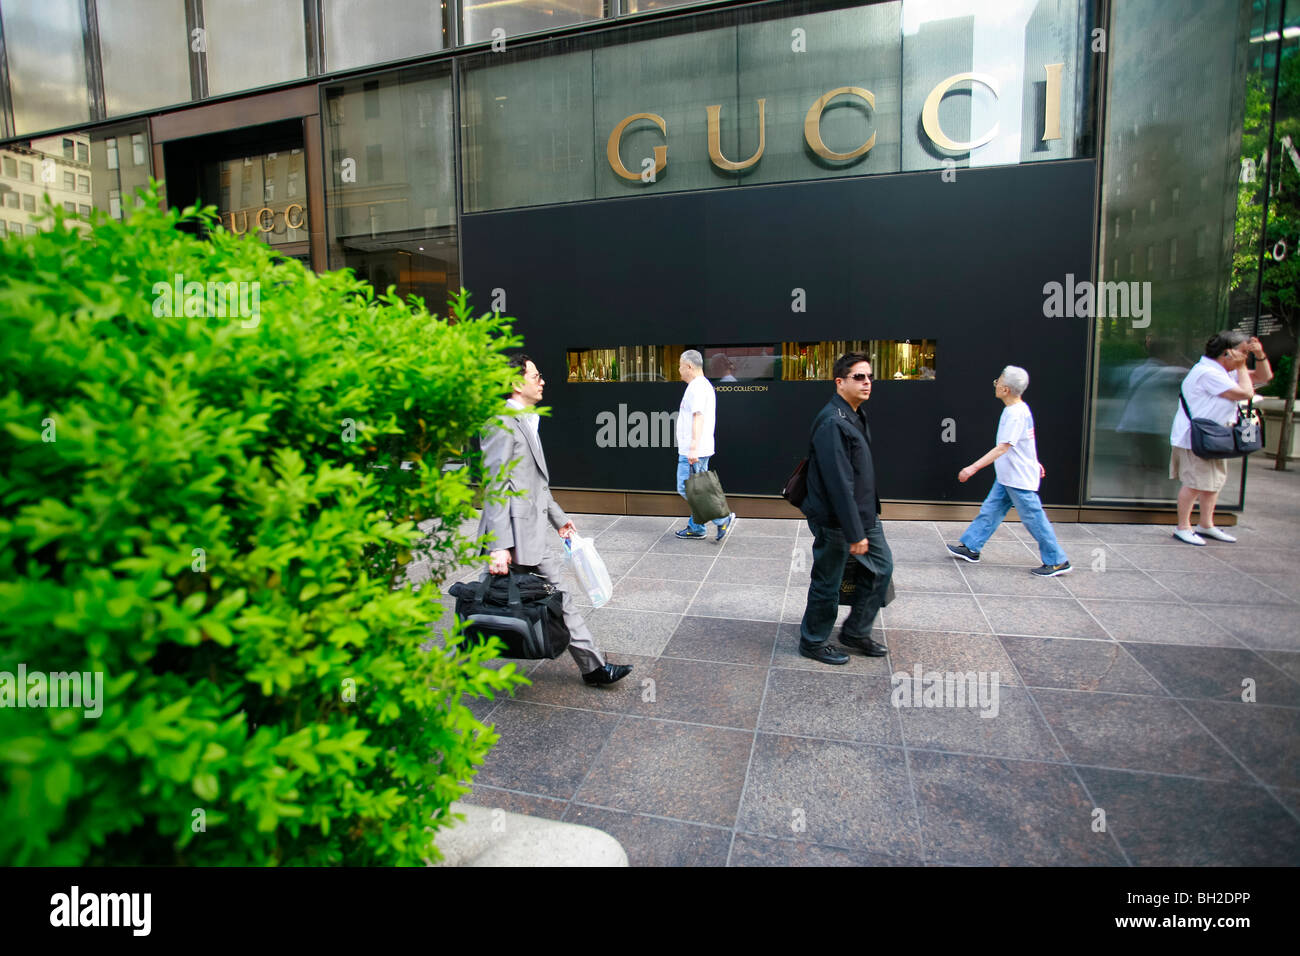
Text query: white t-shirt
1169 356 1239 450
676 375 717 457
994 401 1040 491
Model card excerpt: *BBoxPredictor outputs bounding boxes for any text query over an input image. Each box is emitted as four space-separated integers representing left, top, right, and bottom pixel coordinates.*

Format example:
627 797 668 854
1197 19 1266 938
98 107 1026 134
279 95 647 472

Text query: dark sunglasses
846 372 872 382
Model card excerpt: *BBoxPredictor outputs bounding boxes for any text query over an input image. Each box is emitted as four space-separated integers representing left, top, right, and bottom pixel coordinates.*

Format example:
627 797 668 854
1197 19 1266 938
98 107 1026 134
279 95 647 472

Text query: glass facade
2 0 1295 509
1086 0 1299 506
461 0 1091 212
323 65 459 309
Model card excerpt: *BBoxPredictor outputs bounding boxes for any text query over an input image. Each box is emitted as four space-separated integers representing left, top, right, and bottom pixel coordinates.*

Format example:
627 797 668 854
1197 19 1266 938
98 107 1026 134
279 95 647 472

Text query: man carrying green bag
674 349 736 541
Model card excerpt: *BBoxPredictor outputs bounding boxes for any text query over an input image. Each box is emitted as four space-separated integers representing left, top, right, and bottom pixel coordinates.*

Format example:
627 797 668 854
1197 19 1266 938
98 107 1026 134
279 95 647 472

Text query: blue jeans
676 455 727 533
960 480 1068 566
800 521 893 645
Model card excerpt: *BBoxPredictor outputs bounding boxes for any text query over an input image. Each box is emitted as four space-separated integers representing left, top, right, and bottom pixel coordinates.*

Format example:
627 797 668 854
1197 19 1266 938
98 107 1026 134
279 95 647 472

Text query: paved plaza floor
432 466 1300 866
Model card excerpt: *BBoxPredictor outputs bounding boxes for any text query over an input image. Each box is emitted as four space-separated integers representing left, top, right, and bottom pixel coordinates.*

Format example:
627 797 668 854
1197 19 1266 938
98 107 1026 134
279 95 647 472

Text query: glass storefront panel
461 49 596 212
1 0 91 135
203 0 308 97
1087 0 1260 506
99 0 192 116
0 122 151 237
322 0 446 72
323 66 459 309
216 150 310 247
462 0 606 46
461 0 1093 213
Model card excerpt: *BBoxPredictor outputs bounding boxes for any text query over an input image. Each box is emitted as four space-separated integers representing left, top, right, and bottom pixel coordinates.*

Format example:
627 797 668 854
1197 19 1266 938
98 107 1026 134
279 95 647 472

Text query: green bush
0 187 528 865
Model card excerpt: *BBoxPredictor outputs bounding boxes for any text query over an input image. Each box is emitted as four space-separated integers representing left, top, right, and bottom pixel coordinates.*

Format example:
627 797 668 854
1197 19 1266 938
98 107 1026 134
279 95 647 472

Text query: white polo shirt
1170 356 1239 450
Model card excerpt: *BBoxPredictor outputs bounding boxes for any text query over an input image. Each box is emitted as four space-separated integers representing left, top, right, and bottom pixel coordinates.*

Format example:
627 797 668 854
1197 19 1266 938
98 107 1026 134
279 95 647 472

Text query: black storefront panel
463 158 1095 505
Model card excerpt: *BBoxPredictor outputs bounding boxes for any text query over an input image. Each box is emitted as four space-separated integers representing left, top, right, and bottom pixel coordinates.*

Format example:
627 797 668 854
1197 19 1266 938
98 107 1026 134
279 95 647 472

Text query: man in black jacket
797 352 893 665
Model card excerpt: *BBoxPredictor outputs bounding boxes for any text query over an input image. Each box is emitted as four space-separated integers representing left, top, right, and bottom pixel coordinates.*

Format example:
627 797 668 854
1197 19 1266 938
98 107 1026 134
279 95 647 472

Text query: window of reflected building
322 65 460 312
0 123 148 234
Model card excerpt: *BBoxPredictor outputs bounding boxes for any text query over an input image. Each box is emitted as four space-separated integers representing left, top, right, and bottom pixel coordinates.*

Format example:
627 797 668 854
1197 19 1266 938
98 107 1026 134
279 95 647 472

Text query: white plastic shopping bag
563 533 614 608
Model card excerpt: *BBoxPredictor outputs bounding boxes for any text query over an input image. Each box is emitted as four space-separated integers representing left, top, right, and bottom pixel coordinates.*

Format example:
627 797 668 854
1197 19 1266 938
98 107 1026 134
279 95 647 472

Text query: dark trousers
800 521 893 645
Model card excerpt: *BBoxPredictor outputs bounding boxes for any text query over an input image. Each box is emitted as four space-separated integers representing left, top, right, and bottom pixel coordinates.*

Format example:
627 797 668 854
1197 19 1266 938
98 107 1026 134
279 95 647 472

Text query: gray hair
681 349 703 370
1000 365 1029 396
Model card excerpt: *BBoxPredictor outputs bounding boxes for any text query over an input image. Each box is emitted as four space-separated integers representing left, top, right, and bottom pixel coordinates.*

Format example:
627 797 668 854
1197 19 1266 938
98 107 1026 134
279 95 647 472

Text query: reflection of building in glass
0 132 91 236
217 150 310 246
1089 0 1252 504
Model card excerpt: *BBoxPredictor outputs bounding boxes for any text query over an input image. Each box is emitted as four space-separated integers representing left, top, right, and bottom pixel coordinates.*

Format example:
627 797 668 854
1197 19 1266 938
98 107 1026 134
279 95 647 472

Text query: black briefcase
839 556 896 608
448 571 572 660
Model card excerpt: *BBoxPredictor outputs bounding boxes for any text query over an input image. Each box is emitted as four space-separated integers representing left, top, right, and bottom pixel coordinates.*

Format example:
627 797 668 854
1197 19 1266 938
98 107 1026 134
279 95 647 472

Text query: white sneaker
1172 528 1206 546
1195 526 1237 543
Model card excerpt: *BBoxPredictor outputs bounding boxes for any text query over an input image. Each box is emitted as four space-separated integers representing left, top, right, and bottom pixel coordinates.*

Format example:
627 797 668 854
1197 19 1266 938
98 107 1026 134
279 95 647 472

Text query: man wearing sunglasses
796 352 893 665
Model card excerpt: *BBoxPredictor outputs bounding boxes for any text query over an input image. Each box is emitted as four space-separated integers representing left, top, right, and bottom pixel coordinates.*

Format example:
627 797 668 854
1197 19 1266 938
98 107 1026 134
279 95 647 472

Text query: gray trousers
521 554 606 673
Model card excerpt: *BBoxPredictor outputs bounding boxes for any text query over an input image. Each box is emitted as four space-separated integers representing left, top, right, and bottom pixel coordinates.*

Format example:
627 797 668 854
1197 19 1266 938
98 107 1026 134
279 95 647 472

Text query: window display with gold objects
780 340 936 381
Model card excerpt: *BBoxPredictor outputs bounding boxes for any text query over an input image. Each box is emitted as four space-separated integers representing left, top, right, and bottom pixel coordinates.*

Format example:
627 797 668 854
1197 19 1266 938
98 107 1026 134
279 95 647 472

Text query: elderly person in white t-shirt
1169 331 1272 545
673 349 735 540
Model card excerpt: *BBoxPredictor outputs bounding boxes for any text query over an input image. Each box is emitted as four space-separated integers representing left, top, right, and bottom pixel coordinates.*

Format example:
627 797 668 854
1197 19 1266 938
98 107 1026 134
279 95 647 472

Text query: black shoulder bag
1178 389 1264 459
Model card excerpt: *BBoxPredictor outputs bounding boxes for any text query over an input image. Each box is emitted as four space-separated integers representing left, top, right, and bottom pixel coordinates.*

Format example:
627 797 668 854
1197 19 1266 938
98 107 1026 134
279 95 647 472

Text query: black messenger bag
448 570 572 660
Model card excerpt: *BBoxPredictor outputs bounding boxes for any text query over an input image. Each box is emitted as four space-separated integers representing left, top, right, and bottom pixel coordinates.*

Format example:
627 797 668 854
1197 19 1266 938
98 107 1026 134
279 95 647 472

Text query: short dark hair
506 352 534 377
1204 331 1248 359
833 351 871 381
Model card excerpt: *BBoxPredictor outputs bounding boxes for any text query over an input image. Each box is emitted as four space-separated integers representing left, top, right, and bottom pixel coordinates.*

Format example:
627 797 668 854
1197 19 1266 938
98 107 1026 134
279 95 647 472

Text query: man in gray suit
478 354 632 686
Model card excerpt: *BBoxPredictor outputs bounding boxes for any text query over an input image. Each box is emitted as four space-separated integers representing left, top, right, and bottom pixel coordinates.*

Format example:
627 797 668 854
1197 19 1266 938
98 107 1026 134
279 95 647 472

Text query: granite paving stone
1059 568 1184 602
563 805 732 867
757 671 902 745
890 563 971 594
736 733 922 858
1031 689 1243 781
976 595 1109 640
1107 543 1231 572
1261 650 1300 684
960 564 1071 596
688 582 789 622
1078 768 1300 866
882 592 992 633
1148 569 1297 606
632 656 768 729
728 833 923 866
1120 642 1300 706
888 630 1023 686
475 701 621 799
512 653 657 713
706 555 795 585
896 683 1066 762
1078 600 1242 646
662 616 779 666
909 750 1127 866
624 552 717 582
1000 635 1164 695
724 517 801 537
574 717 752 827
1193 603 1300 652
604 576 699 613
1182 699 1300 789
584 606 682 658
459 784 569 822
717 534 793 559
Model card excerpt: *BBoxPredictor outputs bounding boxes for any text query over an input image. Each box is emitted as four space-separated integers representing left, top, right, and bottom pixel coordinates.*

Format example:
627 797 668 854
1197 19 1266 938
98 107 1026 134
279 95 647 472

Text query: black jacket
799 394 882 541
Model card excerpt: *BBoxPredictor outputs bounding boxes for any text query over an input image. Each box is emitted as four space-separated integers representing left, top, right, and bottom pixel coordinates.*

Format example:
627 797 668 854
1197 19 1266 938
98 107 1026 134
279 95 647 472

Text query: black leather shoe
839 633 888 657
582 663 632 686
798 640 849 665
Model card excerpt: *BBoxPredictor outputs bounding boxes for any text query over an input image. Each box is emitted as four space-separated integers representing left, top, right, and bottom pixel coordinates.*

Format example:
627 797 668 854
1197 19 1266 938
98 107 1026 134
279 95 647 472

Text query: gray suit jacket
477 410 570 566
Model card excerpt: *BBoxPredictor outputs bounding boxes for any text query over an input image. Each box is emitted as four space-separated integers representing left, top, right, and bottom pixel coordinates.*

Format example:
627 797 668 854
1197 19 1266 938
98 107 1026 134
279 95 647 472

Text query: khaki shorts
1170 446 1228 492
